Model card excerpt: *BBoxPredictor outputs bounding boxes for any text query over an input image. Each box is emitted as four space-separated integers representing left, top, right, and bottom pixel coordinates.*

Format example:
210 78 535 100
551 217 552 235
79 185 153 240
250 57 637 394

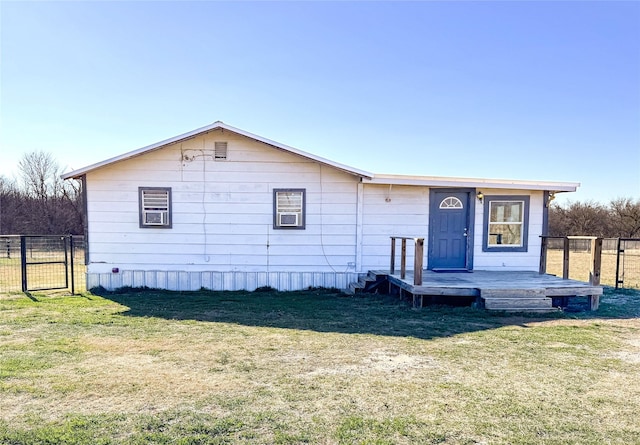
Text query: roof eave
62 121 373 180
61 121 224 180
219 123 373 179
363 175 579 192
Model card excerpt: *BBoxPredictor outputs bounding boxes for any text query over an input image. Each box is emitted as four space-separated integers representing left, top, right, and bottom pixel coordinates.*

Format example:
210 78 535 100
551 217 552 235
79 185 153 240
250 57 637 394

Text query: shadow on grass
92 286 640 340
23 292 38 302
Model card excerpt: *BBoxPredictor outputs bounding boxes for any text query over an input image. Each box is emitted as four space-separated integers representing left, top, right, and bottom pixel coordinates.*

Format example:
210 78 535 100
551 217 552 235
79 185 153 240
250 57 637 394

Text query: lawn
1 287 639 444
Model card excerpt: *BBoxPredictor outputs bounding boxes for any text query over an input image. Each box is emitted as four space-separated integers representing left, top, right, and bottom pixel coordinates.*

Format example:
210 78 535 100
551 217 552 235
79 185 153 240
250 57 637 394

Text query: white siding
359 186 545 273
83 129 549 290
360 184 429 270
472 189 545 271
85 132 360 283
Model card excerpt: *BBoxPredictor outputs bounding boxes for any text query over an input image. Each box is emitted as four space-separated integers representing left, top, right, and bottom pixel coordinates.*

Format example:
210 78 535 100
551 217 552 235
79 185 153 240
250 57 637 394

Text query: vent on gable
214 142 228 160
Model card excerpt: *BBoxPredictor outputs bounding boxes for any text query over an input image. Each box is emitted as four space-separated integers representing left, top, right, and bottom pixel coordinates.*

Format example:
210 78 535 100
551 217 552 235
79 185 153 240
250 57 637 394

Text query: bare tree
549 198 640 238
12 151 83 234
0 175 20 234
549 201 610 237
17 151 64 200
609 197 640 238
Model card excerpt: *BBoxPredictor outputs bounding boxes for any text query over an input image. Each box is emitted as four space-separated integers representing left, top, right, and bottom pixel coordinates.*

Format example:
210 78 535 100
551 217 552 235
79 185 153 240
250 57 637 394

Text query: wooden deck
364 270 603 312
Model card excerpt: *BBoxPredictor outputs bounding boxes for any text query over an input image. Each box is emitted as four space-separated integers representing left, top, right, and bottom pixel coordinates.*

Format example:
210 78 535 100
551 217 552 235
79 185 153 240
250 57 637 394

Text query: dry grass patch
1 287 639 444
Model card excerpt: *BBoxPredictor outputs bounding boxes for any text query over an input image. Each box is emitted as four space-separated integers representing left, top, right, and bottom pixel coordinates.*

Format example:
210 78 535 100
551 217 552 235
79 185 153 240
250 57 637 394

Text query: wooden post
391 236 425 284
586 237 603 311
562 237 570 280
400 238 407 279
414 238 424 285
588 295 600 311
539 236 548 274
390 237 396 274
589 237 602 286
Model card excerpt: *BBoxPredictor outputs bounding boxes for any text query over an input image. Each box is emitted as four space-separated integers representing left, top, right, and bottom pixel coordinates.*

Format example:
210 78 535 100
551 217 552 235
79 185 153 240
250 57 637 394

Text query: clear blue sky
1 1 639 204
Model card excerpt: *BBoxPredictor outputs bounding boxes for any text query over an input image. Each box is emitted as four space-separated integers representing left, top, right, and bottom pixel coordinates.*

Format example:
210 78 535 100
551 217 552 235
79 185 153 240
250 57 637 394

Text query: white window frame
139 187 172 229
482 195 529 252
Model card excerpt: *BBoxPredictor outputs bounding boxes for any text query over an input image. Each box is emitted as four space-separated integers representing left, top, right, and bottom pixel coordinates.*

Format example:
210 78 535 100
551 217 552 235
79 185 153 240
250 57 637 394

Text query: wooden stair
345 271 588 313
346 271 389 295
480 288 559 313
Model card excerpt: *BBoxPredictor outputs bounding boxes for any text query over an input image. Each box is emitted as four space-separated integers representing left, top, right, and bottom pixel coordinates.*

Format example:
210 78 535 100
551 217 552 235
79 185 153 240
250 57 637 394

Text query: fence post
615 238 622 289
70 236 75 295
539 236 548 274
562 237 570 279
63 236 69 291
590 237 603 286
20 236 27 292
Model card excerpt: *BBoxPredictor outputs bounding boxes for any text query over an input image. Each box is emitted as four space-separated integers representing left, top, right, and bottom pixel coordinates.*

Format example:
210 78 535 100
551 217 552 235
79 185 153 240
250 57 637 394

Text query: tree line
0 151 638 238
0 151 83 235
549 198 640 238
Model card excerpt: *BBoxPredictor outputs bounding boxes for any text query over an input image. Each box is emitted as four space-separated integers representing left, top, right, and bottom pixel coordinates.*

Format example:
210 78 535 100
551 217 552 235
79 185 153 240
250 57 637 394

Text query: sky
1 0 639 204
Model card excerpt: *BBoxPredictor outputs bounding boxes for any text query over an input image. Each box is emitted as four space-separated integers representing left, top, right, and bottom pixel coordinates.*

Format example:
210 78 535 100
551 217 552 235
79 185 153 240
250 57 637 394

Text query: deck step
483 298 553 310
345 283 359 295
481 288 546 299
481 288 556 311
345 271 390 295
488 306 560 313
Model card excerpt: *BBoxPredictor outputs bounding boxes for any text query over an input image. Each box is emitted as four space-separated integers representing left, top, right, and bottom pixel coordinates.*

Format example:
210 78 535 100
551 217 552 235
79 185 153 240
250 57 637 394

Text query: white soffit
364 174 579 192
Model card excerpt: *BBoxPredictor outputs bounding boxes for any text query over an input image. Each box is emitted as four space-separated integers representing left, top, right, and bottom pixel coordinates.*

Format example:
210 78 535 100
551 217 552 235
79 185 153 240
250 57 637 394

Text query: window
483 196 529 252
439 196 463 209
273 189 305 229
139 187 172 228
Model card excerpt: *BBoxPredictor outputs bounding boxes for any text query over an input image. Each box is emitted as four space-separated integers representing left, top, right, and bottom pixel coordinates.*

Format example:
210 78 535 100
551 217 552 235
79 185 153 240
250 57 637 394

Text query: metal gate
616 238 640 290
0 235 83 294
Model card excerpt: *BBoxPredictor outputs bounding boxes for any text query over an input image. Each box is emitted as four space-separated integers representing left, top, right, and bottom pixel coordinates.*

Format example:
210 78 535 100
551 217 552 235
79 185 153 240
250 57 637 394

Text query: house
62 121 579 292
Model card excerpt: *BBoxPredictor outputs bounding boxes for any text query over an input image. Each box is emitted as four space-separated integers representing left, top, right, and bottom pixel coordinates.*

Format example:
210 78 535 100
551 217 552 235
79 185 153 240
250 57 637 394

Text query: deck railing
388 235 606 289
539 236 602 286
390 237 424 285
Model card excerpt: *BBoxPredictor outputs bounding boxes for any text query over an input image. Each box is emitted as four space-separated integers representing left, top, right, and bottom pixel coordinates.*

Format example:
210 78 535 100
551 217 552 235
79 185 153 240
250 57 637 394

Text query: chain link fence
543 237 640 289
3 235 638 293
616 239 640 289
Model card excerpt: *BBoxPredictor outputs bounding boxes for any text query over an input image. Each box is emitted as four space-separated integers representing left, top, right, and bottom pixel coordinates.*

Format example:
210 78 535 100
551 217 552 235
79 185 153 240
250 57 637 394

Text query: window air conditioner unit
279 212 299 227
144 211 166 225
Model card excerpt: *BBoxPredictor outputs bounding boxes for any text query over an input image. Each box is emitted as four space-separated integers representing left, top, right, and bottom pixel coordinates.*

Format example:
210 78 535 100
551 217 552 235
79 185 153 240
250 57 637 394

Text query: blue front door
428 190 471 270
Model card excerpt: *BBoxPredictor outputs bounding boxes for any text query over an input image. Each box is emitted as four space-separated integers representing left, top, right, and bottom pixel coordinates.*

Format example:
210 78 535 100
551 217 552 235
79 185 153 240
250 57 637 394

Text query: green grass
1 287 639 444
